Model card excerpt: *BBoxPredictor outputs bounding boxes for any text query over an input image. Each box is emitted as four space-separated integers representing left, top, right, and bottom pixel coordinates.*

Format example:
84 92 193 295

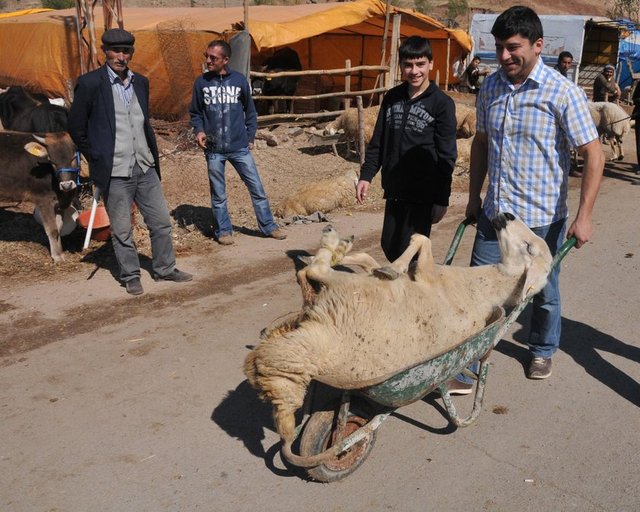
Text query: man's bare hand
567 217 593 249
356 180 370 204
196 132 207 149
465 196 482 221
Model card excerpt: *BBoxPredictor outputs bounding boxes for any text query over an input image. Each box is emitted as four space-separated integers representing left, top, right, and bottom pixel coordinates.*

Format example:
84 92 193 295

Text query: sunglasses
203 52 227 61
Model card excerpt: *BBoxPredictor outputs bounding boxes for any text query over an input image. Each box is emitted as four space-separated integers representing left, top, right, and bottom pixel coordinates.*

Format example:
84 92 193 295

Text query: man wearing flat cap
593 64 621 102
69 28 192 295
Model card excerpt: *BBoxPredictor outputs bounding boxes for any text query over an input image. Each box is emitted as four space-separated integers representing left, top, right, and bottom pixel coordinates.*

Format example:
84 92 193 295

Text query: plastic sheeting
617 23 640 89
0 0 472 118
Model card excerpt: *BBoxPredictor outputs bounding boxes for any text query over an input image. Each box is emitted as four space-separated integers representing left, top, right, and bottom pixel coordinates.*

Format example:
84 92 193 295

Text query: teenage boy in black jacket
356 36 457 262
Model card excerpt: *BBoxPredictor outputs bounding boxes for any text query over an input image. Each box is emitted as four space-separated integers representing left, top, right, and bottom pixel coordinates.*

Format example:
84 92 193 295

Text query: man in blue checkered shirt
454 6 605 387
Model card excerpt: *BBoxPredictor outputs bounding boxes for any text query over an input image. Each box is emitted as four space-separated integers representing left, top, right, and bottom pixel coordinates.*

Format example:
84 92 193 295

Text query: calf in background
252 47 302 115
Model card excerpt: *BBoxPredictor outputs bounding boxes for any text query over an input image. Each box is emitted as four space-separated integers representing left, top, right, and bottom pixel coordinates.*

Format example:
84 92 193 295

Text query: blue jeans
206 147 278 238
105 164 176 282
457 214 566 383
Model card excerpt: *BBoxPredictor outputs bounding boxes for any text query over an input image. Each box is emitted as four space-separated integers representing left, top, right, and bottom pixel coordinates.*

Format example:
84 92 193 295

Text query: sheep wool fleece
359 81 457 206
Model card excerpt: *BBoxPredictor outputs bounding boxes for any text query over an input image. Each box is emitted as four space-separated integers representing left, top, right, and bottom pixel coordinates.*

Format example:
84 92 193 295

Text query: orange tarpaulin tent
0 0 472 118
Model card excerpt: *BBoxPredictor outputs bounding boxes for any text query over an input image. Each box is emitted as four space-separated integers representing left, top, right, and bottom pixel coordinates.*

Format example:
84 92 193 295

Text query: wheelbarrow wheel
300 406 376 482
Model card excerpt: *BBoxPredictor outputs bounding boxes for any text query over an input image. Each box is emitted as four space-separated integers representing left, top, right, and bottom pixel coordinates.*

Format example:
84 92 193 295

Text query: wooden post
344 59 351 112
243 0 250 79
388 14 401 90
356 95 365 165
75 0 99 73
102 0 123 30
445 37 451 90
75 0 87 75
380 0 392 88
243 0 249 34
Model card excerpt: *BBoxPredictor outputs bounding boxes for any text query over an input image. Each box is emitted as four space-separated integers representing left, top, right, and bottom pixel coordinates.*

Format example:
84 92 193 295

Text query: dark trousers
381 199 433 263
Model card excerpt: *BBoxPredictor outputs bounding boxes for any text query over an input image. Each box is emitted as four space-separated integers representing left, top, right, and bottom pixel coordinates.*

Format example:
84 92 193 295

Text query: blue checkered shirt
107 65 134 108
476 57 598 227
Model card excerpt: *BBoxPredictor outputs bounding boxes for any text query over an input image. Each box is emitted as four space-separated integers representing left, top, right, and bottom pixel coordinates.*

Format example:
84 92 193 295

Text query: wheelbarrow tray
358 306 505 408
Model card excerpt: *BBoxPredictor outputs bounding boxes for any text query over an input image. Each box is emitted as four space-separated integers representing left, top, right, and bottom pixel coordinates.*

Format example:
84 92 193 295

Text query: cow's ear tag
24 142 48 158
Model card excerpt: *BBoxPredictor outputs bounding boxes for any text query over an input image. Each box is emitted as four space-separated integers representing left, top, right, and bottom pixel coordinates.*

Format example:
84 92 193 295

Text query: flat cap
101 28 135 48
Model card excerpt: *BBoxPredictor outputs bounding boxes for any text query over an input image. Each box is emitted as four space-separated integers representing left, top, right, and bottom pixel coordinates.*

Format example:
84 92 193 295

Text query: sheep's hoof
373 266 400 280
297 255 313 266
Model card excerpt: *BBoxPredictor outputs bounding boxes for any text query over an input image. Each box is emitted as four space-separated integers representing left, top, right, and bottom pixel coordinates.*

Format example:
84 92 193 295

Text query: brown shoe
527 357 552 379
268 228 287 240
217 234 234 245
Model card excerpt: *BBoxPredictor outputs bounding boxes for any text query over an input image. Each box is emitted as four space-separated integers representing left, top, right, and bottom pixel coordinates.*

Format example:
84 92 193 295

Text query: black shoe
125 278 144 295
153 269 193 282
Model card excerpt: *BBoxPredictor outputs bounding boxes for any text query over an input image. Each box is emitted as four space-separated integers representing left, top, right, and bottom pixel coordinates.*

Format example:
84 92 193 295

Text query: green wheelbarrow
282 218 576 482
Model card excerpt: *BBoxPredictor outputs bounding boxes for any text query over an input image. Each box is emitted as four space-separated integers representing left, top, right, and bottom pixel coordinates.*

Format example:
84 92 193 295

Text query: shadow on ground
497 307 640 407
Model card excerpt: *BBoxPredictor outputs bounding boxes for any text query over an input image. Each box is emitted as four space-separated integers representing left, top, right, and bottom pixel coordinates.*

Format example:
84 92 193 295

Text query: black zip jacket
359 81 457 205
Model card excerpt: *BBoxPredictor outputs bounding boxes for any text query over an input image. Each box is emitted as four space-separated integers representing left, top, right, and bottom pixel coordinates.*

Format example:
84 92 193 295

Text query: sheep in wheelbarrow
244 213 553 457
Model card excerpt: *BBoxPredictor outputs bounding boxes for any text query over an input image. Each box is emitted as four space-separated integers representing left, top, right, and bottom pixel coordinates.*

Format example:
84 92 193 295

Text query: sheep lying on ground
274 169 358 218
588 102 631 161
454 103 476 138
323 103 476 144
244 213 553 453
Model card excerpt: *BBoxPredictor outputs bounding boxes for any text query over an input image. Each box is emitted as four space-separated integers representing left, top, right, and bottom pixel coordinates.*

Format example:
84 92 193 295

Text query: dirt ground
0 108 475 287
1 114 639 511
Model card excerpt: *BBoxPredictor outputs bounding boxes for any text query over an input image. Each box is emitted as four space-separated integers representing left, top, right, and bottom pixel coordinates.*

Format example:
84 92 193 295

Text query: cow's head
251 77 265 96
493 212 553 302
24 133 79 192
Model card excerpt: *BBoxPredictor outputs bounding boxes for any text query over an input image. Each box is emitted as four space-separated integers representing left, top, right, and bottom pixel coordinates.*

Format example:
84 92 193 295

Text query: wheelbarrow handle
444 219 577 269
551 236 577 271
443 217 475 266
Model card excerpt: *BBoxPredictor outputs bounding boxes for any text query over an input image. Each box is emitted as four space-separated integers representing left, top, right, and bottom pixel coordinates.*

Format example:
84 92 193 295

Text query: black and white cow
252 47 302 115
0 131 79 262
0 86 68 132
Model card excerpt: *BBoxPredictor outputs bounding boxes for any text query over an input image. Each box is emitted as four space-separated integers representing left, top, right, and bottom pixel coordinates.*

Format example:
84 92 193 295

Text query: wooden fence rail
250 64 389 78
251 62 391 122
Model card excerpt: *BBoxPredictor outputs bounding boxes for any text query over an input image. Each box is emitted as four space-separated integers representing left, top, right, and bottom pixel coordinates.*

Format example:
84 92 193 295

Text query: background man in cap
68 28 192 295
593 64 621 102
